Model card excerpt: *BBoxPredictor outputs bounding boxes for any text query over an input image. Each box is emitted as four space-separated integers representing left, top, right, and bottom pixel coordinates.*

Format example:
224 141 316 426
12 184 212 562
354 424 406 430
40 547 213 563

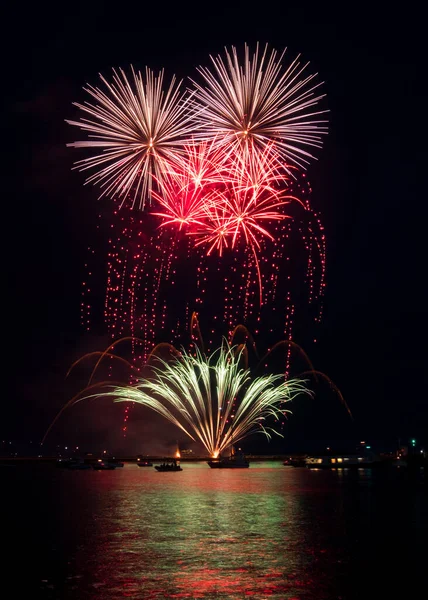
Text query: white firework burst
191 43 328 171
66 66 199 209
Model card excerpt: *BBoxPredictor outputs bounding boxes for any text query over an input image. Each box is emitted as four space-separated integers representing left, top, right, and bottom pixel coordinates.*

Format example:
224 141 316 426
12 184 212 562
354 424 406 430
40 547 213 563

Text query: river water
2 461 426 599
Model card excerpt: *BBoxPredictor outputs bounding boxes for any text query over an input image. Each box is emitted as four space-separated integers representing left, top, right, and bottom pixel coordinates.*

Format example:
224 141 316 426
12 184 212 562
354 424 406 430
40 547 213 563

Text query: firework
66 67 198 209
188 146 300 255
95 342 311 457
150 141 227 228
71 46 329 429
41 314 351 447
153 142 301 259
191 43 328 170
80 174 326 365
169 139 228 188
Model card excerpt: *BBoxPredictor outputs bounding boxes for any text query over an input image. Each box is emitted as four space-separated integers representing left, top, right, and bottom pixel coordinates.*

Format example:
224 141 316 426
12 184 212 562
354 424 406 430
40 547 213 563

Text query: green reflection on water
77 463 329 599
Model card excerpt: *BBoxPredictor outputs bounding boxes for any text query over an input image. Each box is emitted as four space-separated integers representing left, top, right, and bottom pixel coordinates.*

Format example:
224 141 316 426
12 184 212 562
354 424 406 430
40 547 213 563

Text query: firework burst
153 141 300 257
189 144 301 255
96 342 311 457
191 43 328 170
41 315 352 447
150 141 227 228
66 66 198 209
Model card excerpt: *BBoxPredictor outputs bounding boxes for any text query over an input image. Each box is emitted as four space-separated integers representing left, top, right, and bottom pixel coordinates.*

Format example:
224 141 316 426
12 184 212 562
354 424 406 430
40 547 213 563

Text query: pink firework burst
150 141 228 228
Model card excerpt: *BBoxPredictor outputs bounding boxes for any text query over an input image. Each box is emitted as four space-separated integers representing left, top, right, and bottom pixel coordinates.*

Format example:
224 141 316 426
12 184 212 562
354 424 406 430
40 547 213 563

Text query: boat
154 458 183 472
92 459 117 470
305 451 381 468
207 449 250 469
137 458 153 467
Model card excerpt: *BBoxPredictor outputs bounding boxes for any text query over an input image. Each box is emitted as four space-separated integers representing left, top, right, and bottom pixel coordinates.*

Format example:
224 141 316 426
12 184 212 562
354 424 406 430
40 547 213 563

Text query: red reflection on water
170 566 303 598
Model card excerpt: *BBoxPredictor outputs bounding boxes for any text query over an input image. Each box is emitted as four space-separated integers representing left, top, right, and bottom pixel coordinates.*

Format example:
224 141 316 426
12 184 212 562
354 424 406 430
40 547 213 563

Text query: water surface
3 461 426 599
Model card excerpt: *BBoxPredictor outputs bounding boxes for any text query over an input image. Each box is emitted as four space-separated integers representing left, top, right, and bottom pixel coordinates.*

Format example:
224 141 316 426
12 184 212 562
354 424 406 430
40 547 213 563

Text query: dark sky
6 1 428 454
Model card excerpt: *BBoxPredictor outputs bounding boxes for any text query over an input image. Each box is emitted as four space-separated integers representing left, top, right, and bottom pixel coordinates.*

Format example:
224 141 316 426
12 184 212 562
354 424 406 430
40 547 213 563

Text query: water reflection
59 463 349 598
3 462 426 599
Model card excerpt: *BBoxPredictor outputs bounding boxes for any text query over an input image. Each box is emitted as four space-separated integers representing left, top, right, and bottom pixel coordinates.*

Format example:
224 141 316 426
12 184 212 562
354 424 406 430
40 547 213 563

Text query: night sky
6 2 428 455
